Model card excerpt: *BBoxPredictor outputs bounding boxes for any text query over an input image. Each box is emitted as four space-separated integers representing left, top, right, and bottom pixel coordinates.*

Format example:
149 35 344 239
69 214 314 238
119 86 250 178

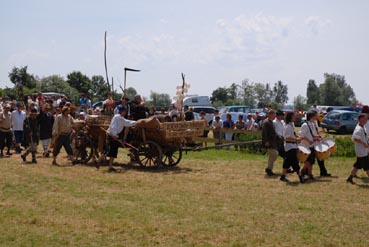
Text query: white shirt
273 119 285 137
364 122 369 135
284 123 297 152
299 121 319 147
11 110 26 131
245 118 255 130
212 119 223 129
352 124 368 157
107 114 137 138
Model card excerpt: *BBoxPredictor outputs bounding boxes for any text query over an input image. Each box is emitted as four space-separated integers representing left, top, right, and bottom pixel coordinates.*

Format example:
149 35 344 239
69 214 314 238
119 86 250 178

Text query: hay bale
136 116 161 129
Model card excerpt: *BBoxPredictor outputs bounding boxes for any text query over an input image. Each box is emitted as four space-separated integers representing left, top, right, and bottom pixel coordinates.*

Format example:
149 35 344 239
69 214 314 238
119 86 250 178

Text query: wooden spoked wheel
162 144 182 166
136 141 162 167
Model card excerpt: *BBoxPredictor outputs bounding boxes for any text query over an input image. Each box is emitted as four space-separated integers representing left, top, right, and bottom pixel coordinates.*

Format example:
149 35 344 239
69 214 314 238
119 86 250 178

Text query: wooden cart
72 116 207 167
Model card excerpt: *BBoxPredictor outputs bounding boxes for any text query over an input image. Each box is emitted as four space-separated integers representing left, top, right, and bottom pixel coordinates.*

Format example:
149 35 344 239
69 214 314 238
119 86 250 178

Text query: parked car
219 105 250 114
321 110 358 134
92 100 121 109
190 106 216 123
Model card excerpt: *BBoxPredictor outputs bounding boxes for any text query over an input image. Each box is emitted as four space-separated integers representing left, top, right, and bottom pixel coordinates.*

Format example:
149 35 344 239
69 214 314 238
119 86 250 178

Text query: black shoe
21 154 26 162
94 160 100 170
72 160 78 165
31 159 37 164
52 160 58 166
265 169 275 176
280 176 289 182
309 175 316 181
320 173 331 177
299 175 306 183
0 153 3 157
346 177 355 185
108 167 117 173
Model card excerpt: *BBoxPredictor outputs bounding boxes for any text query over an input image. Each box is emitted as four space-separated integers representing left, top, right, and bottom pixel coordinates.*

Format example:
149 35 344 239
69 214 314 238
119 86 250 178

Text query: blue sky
1 0 368 104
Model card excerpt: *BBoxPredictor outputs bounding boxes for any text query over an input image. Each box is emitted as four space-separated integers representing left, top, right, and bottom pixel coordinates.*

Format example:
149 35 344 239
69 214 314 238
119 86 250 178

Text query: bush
334 136 355 157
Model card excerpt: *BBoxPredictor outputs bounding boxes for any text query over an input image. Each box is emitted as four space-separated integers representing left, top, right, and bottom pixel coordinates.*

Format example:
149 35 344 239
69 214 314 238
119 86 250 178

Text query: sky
1 0 368 104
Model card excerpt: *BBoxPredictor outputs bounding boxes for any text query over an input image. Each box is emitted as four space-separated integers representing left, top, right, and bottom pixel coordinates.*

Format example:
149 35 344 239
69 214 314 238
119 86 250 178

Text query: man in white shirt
299 111 321 180
274 110 286 165
95 105 137 172
11 102 26 153
346 114 369 184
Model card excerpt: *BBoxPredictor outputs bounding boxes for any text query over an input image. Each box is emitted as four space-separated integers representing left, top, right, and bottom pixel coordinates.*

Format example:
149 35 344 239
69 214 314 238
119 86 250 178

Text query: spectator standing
38 103 54 157
223 113 235 150
184 105 194 121
234 114 246 151
11 102 26 153
211 115 223 145
274 110 287 168
21 108 39 163
0 104 13 156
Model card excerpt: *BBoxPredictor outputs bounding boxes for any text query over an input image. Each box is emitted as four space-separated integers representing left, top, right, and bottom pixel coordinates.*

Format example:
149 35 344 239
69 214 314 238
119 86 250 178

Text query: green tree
125 87 137 101
293 94 307 110
306 79 319 105
239 79 256 108
40 75 79 103
211 87 229 104
66 71 91 94
90 75 110 102
254 83 273 108
273 81 288 104
319 73 356 106
8 66 37 89
149 91 171 107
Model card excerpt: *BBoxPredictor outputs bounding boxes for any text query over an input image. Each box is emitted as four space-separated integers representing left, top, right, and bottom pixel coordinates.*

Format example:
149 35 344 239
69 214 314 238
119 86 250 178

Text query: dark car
321 110 358 134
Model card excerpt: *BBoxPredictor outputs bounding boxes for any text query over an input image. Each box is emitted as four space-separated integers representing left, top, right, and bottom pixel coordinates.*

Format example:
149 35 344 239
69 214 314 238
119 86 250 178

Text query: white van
182 96 211 107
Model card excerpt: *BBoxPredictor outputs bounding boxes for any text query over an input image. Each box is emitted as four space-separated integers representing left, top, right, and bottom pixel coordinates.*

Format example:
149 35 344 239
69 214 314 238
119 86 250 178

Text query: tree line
211 73 358 110
0 66 171 107
1 66 358 110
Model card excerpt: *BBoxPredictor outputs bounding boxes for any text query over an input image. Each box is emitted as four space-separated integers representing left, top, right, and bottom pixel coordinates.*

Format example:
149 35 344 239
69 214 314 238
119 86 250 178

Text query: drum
297 145 311 163
314 143 330 161
323 138 337 156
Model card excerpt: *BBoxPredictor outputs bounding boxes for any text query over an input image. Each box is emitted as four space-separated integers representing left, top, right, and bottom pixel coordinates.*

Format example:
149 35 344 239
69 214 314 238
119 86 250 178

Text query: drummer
299 111 321 180
311 109 331 177
346 113 369 184
280 112 305 183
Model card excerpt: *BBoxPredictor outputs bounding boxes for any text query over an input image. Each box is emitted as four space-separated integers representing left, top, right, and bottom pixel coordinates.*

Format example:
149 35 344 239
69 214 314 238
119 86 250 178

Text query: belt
60 132 71 135
286 141 296 144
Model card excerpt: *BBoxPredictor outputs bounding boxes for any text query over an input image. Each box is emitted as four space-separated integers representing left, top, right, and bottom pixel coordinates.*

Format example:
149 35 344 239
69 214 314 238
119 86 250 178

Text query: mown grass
0 146 368 247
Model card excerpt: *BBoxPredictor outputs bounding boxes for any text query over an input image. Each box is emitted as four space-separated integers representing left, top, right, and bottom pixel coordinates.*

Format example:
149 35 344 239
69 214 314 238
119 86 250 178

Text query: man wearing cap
0 103 13 156
11 102 26 153
38 103 54 157
21 108 39 163
51 106 76 165
95 105 137 172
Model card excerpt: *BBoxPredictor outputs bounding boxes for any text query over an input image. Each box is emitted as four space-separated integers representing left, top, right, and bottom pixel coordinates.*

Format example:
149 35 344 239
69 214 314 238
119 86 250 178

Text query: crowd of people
1 92 369 180
261 106 369 184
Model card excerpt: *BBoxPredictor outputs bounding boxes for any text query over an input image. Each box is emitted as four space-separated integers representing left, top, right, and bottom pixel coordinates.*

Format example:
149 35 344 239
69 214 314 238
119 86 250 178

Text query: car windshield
326 112 340 119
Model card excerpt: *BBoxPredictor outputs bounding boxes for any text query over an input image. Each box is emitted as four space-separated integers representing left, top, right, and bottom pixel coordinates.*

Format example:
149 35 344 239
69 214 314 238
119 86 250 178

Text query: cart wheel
162 144 182 166
72 131 94 164
136 141 162 167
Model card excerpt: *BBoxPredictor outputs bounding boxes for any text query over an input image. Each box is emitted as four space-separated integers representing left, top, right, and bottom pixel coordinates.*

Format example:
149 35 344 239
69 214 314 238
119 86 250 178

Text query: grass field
1 147 368 247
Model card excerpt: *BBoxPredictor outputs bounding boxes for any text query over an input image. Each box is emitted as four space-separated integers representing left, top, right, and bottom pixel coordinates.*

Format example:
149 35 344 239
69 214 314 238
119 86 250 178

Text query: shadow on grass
357 184 369 189
119 163 198 174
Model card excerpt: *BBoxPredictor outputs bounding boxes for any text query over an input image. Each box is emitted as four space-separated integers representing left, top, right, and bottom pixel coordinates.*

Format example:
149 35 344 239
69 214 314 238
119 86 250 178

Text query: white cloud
305 16 332 35
8 50 50 65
